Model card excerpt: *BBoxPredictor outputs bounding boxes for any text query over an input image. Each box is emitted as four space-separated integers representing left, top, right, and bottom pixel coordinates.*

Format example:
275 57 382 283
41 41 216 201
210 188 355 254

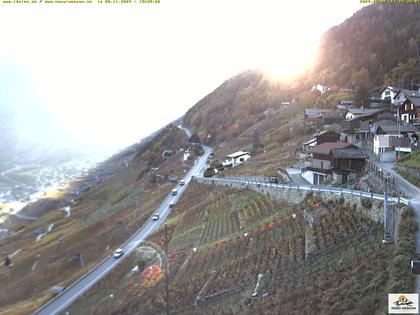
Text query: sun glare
0 0 366 154
258 38 319 82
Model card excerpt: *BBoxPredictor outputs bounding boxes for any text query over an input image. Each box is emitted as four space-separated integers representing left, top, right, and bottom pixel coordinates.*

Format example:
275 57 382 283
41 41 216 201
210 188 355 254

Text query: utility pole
165 224 170 315
396 106 401 164
383 176 388 244
383 176 394 244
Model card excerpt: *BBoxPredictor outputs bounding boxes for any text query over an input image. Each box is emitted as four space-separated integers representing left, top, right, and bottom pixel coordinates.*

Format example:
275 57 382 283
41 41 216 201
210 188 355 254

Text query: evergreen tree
189 133 201 144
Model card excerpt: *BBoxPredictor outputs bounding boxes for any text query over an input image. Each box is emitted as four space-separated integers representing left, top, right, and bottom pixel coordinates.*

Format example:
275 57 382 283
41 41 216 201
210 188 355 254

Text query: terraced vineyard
67 182 414 315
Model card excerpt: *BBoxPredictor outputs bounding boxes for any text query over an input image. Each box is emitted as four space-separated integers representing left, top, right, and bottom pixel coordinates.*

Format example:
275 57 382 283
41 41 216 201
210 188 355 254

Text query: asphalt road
34 144 212 315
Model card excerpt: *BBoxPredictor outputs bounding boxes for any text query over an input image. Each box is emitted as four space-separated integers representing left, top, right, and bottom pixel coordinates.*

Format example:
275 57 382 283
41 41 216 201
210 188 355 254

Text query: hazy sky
0 0 367 157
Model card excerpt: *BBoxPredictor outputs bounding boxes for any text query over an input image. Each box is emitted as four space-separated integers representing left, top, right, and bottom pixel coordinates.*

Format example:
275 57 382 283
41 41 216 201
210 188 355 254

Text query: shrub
361 198 372 209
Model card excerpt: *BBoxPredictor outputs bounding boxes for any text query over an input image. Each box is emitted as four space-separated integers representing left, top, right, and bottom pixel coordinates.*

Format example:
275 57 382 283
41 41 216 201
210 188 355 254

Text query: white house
380 86 400 104
223 151 251 167
373 135 397 162
311 84 330 94
183 149 191 161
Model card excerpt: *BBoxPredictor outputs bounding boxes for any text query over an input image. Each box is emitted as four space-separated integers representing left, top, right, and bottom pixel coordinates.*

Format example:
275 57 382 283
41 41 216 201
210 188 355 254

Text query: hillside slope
184 70 295 144
315 3 420 89
0 124 192 314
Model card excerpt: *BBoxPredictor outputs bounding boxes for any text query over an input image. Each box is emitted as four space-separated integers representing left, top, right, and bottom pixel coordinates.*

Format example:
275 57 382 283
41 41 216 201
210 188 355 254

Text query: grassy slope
397 151 420 187
66 182 415 315
0 125 191 314
399 151 420 170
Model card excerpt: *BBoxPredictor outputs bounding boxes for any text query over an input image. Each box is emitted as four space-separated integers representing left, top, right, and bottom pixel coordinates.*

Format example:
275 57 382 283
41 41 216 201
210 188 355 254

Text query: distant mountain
314 3 420 89
0 104 19 164
0 103 89 168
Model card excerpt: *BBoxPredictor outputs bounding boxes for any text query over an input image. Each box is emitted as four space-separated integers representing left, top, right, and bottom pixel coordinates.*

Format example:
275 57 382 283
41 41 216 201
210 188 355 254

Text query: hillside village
301 85 420 185
206 84 420 193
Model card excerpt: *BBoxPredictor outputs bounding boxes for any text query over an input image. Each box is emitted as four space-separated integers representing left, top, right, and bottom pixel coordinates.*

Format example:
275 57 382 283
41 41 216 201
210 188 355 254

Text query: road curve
34 144 212 315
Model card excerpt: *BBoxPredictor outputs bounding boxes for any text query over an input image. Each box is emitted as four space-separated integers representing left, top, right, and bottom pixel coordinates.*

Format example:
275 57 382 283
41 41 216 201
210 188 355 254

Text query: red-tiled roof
310 142 355 156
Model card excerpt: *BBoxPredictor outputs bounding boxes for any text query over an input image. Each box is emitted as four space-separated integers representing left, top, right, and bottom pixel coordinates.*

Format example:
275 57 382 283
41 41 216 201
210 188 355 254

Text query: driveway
286 167 312 186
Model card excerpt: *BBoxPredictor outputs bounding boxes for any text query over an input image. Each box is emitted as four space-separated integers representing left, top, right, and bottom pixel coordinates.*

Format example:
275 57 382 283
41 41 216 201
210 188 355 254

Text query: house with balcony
393 89 420 107
396 97 420 125
330 148 368 184
302 142 357 185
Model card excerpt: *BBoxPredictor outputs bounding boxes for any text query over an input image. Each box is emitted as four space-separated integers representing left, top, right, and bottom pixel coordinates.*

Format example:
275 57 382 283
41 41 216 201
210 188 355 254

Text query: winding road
34 129 212 315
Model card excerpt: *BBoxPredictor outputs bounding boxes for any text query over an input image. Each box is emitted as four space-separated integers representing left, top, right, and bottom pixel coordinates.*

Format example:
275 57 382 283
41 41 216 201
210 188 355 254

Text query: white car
113 248 124 259
180 179 185 186
152 213 160 221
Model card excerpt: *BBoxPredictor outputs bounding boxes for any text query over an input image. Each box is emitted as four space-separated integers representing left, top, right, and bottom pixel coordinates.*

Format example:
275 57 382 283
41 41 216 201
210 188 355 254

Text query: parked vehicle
113 248 124 258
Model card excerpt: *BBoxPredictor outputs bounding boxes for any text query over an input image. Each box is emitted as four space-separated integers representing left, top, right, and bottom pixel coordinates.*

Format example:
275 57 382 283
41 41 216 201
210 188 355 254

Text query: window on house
385 91 390 96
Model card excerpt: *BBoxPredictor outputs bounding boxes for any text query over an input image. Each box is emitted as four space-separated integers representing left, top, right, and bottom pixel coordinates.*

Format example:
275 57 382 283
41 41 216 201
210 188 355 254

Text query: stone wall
195 178 385 223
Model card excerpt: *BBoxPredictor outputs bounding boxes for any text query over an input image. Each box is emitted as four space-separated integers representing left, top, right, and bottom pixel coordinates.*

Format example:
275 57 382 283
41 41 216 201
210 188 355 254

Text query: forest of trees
314 3 420 91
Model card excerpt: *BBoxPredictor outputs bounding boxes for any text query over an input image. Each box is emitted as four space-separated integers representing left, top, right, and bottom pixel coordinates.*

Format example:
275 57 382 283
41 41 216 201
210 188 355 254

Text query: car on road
152 213 160 221
180 179 185 186
269 176 278 184
169 202 175 208
113 248 124 259
171 188 178 196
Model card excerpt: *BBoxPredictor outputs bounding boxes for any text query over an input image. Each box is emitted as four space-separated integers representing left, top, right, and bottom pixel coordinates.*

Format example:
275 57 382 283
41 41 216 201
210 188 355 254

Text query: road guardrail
196 176 411 207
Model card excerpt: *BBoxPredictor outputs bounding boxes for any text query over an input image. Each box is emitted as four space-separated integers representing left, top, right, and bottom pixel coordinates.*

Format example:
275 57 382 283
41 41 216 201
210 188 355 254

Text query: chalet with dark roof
340 119 370 149
394 89 420 106
371 119 417 135
330 149 368 184
396 97 420 125
301 130 341 154
303 142 357 185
